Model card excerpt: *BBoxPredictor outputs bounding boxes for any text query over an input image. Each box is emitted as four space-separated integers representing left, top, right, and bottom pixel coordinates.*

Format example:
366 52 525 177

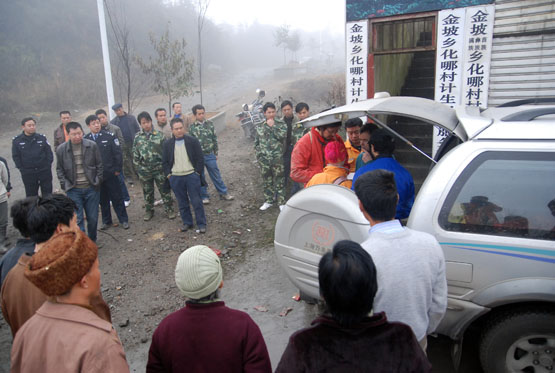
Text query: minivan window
439 151 555 241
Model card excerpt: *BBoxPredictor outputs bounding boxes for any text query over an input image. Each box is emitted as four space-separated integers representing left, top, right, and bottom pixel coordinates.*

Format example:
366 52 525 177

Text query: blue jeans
118 173 130 202
200 153 228 199
67 187 100 242
169 173 206 228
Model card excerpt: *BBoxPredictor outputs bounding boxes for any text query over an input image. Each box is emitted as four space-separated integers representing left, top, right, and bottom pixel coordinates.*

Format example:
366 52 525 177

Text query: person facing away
352 129 415 220
10 230 129 373
354 169 447 350
276 240 431 372
306 141 352 189
1 194 112 336
254 102 287 211
147 245 271 373
188 104 234 204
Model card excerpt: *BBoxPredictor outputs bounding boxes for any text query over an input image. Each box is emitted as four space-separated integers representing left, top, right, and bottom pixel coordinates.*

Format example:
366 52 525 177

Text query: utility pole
97 0 116 119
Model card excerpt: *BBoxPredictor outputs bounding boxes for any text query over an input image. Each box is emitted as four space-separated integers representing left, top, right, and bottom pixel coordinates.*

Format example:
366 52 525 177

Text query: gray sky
206 0 346 35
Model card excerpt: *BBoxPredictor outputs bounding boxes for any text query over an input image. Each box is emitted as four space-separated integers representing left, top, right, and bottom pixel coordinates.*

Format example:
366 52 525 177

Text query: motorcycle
236 89 266 140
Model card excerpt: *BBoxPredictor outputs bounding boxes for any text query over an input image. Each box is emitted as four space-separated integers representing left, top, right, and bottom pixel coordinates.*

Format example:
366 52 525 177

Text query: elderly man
147 245 271 372
111 103 140 184
56 122 103 242
11 230 129 372
355 169 447 350
276 240 431 372
133 112 175 221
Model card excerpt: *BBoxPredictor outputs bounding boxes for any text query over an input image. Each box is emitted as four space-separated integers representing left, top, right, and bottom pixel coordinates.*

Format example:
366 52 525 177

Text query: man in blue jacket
111 103 139 185
352 129 414 219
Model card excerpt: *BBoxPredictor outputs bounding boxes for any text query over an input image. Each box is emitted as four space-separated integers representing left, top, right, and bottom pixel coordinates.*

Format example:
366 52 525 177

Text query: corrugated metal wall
488 0 555 106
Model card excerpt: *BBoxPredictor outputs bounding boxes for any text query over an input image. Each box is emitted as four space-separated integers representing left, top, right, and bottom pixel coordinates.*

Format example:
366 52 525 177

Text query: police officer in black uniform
84 114 129 230
12 117 54 197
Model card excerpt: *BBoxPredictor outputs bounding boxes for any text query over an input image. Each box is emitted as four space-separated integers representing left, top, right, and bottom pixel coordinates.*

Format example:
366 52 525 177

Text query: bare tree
274 24 290 65
287 31 302 62
136 26 195 115
321 75 346 107
196 0 210 105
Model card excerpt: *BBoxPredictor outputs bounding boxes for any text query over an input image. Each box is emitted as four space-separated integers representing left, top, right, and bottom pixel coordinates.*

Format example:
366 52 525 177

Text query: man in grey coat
56 122 103 242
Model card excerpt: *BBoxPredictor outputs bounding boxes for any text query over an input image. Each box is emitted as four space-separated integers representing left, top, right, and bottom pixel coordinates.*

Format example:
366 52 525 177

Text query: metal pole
97 0 116 120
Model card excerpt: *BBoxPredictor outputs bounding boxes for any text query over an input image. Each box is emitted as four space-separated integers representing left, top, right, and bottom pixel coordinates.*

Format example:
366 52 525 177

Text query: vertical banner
433 4 494 157
346 21 369 104
462 5 495 108
434 8 466 156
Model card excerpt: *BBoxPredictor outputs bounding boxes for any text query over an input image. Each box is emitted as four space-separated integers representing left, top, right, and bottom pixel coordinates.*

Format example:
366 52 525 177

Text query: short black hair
10 197 37 238
170 117 183 129
263 102 276 113
27 194 76 244
369 129 395 156
59 111 71 117
319 240 378 327
85 115 98 125
172 102 181 108
21 117 36 126
137 111 152 123
354 169 398 222
317 122 342 130
95 109 107 117
192 104 205 115
154 108 166 117
295 102 309 113
360 123 379 135
345 117 363 129
281 100 293 109
66 122 82 132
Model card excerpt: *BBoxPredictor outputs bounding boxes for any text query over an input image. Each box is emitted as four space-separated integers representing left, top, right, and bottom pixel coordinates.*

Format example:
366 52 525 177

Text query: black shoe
100 223 111 230
180 224 194 232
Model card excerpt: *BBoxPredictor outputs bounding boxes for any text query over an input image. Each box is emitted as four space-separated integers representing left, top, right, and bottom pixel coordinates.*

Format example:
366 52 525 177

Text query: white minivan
274 96 555 373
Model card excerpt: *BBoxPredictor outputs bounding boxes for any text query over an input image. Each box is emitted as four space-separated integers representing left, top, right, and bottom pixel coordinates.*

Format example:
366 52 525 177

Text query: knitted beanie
325 141 347 164
25 230 98 296
175 245 223 300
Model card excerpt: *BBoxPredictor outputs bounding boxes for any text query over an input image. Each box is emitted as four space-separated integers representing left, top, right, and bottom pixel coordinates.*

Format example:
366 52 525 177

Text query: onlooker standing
12 117 54 197
355 123 378 171
147 245 271 373
344 117 363 173
133 112 175 221
306 141 352 189
290 121 343 186
254 102 287 211
0 197 36 286
0 161 9 251
111 103 140 185
281 100 299 196
276 240 431 372
292 102 310 144
155 108 173 140
162 118 206 233
0 156 13 199
1 194 112 336
171 102 192 130
355 169 447 350
97 108 130 206
11 230 129 372
53 110 72 151
56 122 103 242
189 104 234 204
85 115 129 230
352 129 415 219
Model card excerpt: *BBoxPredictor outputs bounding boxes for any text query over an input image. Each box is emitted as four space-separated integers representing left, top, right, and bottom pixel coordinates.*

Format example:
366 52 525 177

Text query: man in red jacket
290 121 343 186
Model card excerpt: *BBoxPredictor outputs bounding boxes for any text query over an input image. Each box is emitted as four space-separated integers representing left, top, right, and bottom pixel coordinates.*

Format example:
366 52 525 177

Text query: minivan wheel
479 308 555 373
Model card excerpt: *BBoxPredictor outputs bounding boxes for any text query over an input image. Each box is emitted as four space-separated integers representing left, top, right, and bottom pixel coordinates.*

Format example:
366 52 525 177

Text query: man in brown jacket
11 230 129 372
1 194 111 336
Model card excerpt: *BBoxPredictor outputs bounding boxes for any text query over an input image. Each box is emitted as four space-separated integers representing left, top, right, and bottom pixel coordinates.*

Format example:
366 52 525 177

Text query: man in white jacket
354 169 447 351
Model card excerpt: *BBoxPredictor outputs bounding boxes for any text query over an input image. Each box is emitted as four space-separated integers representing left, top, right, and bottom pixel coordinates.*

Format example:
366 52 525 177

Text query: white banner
346 21 368 104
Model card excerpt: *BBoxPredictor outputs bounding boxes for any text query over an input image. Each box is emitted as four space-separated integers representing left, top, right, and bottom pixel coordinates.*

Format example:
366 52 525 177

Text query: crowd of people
0 98 448 372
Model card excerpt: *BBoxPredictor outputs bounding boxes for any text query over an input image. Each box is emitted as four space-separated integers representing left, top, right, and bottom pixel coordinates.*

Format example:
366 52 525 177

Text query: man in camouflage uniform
189 104 233 204
254 102 287 211
133 111 175 221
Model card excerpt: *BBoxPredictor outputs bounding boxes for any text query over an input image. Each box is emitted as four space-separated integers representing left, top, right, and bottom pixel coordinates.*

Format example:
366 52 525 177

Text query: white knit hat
175 245 223 299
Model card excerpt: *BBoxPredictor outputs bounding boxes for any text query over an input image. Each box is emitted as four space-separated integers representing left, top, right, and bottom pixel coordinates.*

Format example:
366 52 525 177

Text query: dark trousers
283 145 302 198
169 173 206 228
101 174 128 225
118 173 130 202
21 169 53 197
67 186 100 242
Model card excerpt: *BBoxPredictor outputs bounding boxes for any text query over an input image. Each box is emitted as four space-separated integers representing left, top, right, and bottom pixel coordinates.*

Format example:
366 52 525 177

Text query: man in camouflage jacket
188 104 233 204
254 102 287 211
132 111 175 221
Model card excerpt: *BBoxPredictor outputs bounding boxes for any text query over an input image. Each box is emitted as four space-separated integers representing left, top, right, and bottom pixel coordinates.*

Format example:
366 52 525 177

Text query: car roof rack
502 108 555 122
498 97 555 107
